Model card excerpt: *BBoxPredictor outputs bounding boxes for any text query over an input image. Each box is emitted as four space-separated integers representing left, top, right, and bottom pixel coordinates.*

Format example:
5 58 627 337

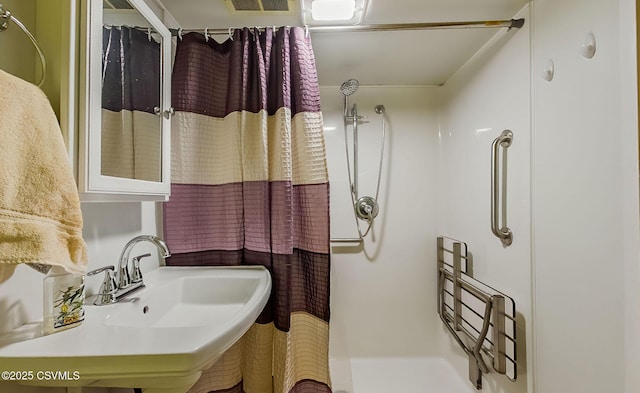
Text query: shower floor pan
330 357 476 393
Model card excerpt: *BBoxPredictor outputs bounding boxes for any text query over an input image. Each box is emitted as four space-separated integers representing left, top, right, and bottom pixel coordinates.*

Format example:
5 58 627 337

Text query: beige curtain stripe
275 312 331 393
171 110 328 185
101 110 161 181
291 112 329 186
188 313 330 393
242 323 276 393
187 340 243 393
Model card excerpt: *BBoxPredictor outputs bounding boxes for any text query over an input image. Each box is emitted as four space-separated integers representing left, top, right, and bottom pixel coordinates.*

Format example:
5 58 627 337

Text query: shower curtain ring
147 27 152 41
304 24 309 37
178 28 183 40
228 27 234 40
204 28 209 42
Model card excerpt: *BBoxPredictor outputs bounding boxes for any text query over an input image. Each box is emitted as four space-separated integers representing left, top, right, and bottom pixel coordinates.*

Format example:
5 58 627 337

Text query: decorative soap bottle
43 266 85 335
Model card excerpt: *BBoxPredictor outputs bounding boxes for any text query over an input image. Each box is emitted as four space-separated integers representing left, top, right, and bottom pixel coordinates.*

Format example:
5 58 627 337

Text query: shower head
340 79 359 96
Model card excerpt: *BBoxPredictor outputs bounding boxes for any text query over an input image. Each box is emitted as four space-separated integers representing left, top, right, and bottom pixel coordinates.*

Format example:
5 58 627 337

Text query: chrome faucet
86 235 171 305
116 235 170 296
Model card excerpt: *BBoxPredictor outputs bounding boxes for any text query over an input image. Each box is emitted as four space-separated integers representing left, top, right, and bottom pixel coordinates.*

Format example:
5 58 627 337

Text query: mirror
79 0 171 200
102 3 162 182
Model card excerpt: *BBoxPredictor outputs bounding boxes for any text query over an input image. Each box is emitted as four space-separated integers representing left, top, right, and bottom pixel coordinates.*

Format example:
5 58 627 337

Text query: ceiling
155 0 529 86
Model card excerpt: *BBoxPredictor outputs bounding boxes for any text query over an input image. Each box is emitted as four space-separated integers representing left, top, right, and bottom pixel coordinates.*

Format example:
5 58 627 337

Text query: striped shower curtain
163 27 331 393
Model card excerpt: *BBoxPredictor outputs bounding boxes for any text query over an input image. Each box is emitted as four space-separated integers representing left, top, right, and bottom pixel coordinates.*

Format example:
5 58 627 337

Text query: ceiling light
311 0 355 21
300 0 368 26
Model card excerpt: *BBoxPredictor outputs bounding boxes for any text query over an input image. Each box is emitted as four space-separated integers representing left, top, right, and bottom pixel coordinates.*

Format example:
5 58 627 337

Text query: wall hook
580 32 596 59
542 59 554 82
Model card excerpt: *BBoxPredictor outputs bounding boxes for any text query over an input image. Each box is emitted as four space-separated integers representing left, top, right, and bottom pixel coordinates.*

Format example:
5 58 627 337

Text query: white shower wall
320 86 441 390
531 0 640 392
436 6 531 393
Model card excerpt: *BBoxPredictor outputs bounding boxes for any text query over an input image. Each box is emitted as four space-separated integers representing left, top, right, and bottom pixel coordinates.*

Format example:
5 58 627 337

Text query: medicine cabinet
78 0 172 201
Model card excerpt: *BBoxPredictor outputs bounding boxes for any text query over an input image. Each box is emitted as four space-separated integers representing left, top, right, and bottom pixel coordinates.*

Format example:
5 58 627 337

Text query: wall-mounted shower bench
436 236 518 390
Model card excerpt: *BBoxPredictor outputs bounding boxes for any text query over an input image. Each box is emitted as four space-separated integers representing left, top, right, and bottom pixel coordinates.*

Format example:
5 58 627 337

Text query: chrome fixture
0 3 47 87
339 79 386 239
167 19 525 37
355 196 379 220
86 235 170 305
117 235 170 291
86 265 117 306
490 130 513 247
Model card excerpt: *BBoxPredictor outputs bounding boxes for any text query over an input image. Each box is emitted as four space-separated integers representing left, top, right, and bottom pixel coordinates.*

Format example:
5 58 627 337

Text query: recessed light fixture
300 0 368 25
311 0 355 21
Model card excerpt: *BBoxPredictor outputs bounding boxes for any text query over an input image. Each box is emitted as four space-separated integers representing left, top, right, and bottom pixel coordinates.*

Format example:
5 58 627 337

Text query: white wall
436 6 531 393
531 0 640 393
321 86 440 387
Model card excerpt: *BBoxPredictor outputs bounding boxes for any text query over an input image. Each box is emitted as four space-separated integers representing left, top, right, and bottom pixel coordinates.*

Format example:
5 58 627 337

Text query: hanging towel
0 69 87 278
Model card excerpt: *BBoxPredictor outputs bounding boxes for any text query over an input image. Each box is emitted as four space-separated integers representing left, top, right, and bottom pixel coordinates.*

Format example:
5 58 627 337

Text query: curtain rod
169 18 525 37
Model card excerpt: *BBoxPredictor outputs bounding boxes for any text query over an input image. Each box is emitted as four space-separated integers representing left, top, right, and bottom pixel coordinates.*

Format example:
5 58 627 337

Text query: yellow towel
0 69 87 278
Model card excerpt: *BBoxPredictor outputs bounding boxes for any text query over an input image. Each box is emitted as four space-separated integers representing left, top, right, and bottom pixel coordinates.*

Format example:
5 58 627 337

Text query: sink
105 271 266 328
0 266 271 393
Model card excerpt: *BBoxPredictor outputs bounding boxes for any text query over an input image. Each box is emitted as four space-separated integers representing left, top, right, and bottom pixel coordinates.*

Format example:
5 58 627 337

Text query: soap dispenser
43 266 85 335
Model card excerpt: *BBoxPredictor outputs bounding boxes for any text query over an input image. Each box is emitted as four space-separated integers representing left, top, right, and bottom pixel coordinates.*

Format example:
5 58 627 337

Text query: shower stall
324 1 639 393
323 23 531 389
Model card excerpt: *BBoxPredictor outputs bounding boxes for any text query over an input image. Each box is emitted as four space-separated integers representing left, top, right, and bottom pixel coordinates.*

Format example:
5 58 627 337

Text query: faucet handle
86 265 117 306
131 253 152 284
86 265 115 277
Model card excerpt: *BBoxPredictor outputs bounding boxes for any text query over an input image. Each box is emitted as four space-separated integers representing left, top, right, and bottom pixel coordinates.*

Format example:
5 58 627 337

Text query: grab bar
330 237 363 244
490 130 513 247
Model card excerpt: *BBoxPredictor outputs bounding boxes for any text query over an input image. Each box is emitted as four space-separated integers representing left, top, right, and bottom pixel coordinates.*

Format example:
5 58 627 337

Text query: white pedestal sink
0 266 271 393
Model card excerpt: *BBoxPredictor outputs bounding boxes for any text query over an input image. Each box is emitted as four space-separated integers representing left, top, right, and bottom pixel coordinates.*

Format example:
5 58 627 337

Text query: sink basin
105 272 266 328
0 266 271 393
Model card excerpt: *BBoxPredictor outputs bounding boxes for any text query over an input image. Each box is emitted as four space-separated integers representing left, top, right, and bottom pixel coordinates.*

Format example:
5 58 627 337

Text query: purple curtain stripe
165 182 329 255
172 27 321 118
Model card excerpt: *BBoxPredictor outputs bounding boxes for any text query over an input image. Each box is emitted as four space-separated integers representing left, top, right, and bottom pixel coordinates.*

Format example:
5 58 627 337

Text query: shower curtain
101 26 162 181
163 27 331 393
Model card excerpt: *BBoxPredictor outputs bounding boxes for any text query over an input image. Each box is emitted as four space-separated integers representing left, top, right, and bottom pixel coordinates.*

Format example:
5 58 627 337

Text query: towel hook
0 4 46 87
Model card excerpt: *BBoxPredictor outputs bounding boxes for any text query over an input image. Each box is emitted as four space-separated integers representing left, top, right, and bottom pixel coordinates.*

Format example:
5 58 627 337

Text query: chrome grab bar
490 130 513 247
330 237 363 244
